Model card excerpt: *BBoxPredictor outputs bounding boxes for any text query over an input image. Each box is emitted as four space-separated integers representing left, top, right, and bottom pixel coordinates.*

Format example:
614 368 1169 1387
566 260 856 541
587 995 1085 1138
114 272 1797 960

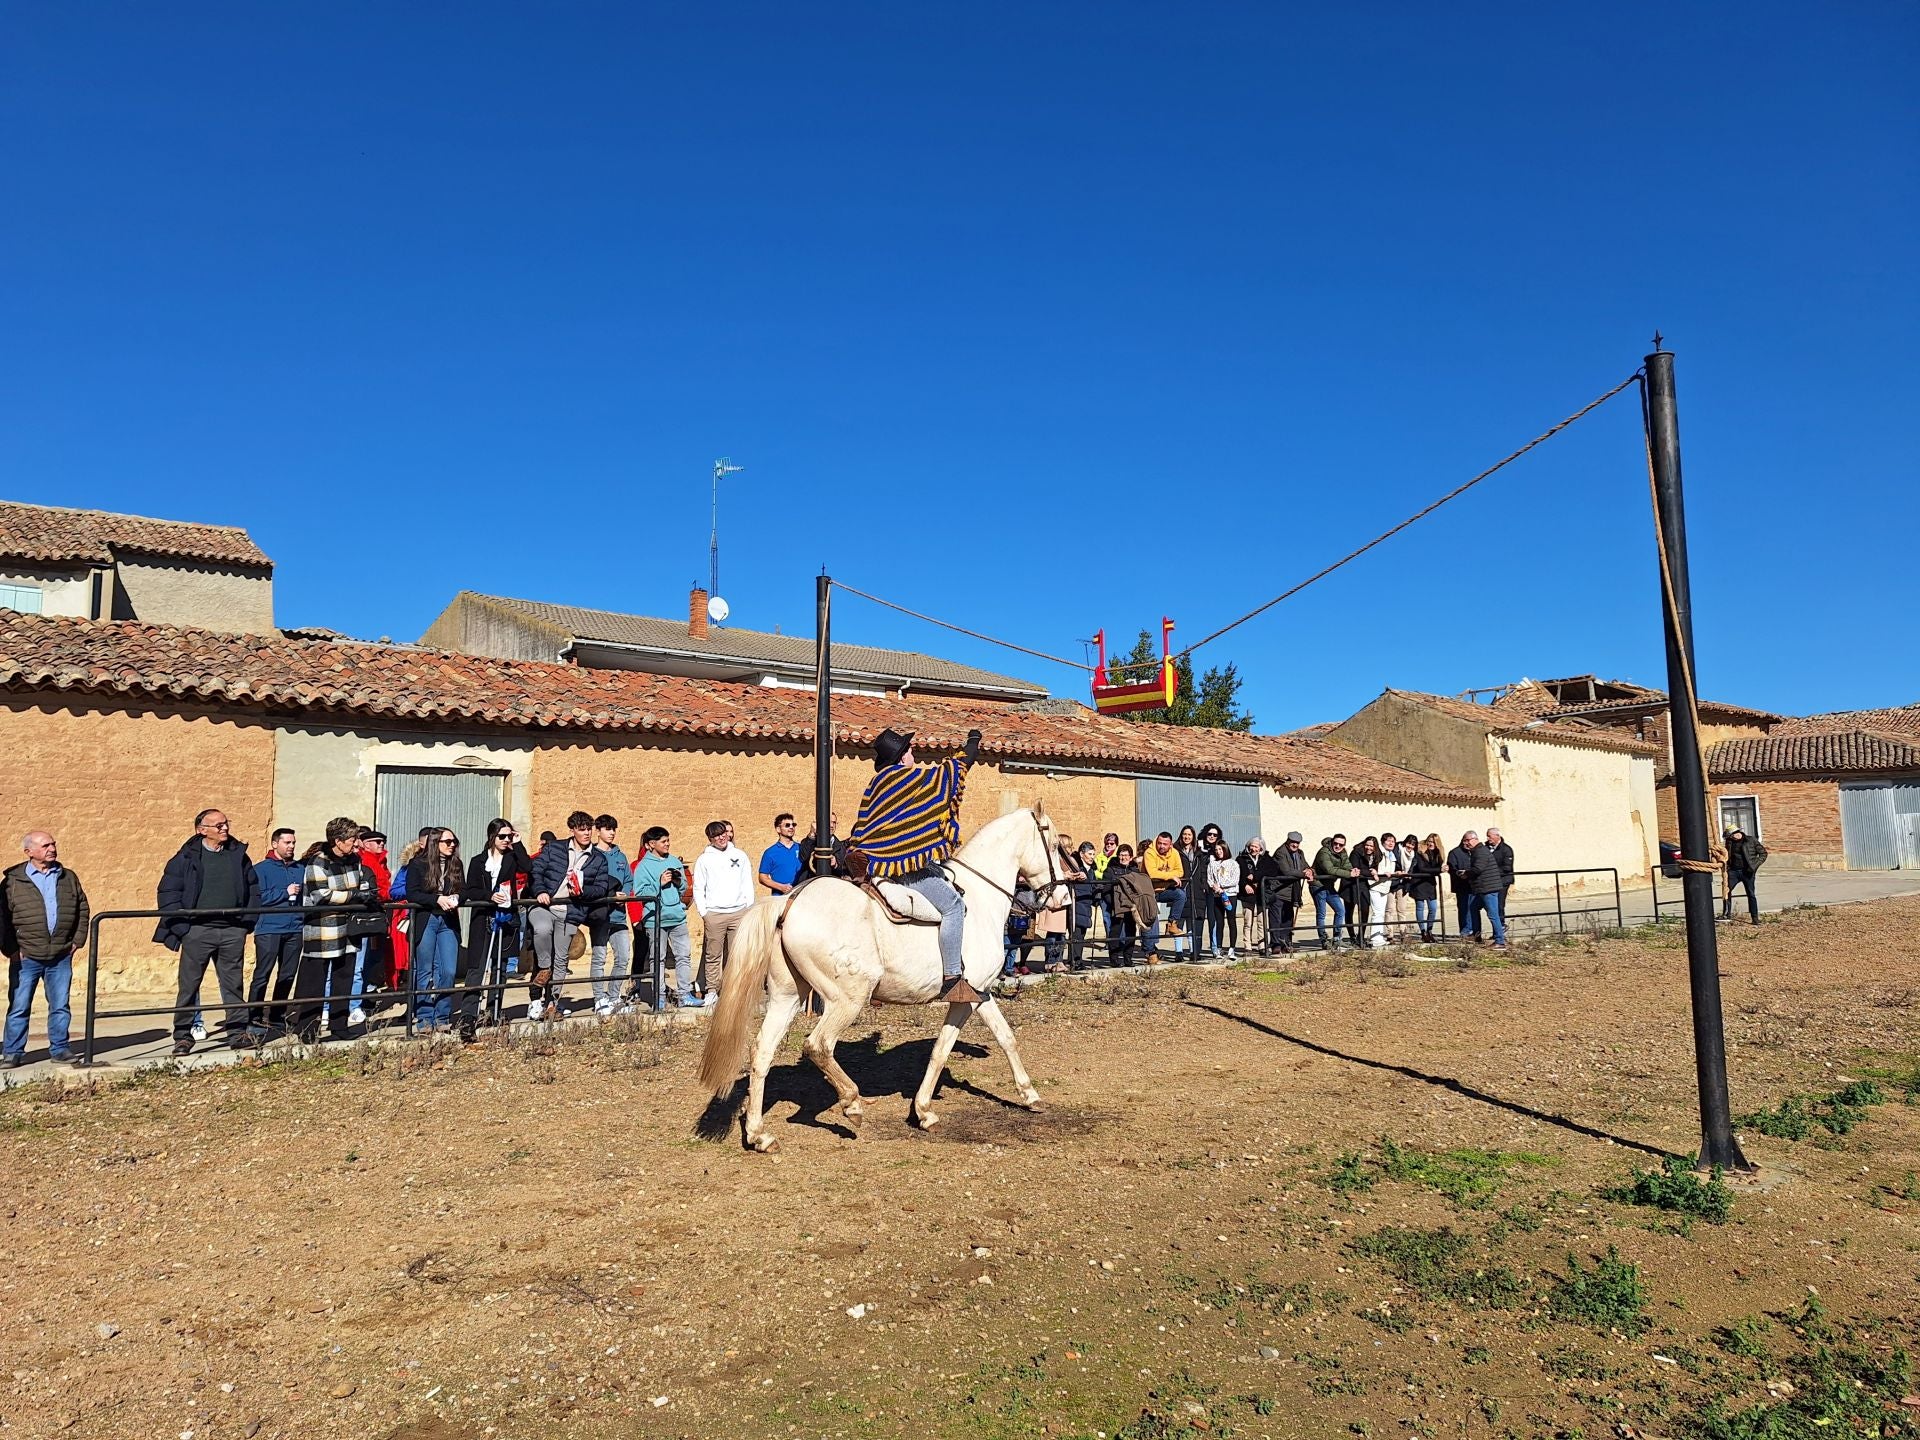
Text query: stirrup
937 974 983 1004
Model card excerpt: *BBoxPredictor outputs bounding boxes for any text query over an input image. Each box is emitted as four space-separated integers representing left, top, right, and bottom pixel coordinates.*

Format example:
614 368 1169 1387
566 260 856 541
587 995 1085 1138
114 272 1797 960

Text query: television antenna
710 457 743 623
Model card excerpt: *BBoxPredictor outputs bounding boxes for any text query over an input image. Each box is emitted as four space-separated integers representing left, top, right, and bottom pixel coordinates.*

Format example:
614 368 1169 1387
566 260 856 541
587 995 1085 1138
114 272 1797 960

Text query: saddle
863 879 944 926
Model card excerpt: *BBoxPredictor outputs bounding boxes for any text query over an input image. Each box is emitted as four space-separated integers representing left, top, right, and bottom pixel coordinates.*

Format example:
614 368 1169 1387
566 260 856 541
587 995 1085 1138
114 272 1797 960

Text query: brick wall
0 697 278 992
1711 779 1844 868
1656 775 1846 867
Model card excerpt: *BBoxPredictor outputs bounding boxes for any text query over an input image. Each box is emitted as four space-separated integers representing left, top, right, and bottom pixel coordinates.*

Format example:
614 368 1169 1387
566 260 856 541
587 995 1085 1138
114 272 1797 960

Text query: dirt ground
3 899 1918 1440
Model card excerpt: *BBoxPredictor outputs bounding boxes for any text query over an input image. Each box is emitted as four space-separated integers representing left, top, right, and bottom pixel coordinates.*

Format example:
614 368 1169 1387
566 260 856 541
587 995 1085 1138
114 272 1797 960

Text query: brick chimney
689 586 709 640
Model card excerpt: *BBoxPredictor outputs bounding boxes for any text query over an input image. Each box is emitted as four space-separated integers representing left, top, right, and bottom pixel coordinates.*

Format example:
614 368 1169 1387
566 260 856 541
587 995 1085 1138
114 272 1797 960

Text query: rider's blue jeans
899 868 967 978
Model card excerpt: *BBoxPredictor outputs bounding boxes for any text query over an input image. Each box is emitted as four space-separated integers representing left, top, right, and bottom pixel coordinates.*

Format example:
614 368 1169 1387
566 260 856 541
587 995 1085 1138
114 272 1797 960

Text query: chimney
689 586 709 640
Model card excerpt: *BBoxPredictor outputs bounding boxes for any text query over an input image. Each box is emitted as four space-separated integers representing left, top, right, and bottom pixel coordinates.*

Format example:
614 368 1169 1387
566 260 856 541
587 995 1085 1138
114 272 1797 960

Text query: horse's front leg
911 1000 975 1129
974 996 1042 1110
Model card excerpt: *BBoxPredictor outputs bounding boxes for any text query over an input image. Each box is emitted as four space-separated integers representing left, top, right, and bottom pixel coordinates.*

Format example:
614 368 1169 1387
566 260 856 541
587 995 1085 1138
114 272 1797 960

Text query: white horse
696 803 1064 1151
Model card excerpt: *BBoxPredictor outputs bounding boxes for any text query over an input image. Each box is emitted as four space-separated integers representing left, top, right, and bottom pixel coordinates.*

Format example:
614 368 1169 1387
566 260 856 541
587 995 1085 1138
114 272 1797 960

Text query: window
1717 795 1760 840
0 584 43 614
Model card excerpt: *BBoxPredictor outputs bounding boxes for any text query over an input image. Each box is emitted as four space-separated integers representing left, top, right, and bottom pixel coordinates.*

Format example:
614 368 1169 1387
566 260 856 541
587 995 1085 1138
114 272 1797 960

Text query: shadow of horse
694 1029 1015 1144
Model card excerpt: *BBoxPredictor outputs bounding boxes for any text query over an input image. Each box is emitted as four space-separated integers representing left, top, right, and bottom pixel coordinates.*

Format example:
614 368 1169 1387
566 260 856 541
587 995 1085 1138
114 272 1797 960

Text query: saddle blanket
871 880 944 924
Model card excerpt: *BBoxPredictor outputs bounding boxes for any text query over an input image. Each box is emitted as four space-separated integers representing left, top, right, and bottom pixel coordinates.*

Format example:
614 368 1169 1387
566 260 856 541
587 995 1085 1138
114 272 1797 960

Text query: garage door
374 767 510 858
1135 778 1264 851
1838 782 1920 870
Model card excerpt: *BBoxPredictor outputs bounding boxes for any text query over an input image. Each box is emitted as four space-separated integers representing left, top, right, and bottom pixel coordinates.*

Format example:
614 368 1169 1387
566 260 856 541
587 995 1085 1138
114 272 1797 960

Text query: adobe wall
0 696 278 994
112 558 274 634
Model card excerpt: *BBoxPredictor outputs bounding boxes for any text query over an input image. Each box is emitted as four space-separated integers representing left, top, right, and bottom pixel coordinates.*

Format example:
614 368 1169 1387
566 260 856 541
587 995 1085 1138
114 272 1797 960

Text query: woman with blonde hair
1408 833 1446 943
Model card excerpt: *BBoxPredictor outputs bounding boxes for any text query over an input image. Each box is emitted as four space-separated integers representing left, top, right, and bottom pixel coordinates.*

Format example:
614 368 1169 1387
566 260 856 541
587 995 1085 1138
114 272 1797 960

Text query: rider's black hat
873 728 914 770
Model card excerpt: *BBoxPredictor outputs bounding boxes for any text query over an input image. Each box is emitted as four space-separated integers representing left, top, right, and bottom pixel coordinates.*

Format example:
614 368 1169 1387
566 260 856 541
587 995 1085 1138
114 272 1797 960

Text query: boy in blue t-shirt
756 812 803 896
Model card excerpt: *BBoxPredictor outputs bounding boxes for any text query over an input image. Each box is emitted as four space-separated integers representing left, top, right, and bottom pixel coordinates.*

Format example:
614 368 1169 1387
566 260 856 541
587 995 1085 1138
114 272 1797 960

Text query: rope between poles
828 579 1094 672
1172 373 1645 663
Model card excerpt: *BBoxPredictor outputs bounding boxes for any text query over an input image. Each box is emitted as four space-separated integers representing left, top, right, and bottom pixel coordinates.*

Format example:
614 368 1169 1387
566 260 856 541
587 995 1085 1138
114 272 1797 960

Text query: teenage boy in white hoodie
692 819 754 1006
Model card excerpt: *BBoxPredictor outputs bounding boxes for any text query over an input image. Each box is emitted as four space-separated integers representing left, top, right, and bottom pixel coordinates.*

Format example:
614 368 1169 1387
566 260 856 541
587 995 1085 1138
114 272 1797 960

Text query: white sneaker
527 1000 545 1022
703 991 720 1008
1370 937 1388 949
1225 948 1237 960
189 1018 207 1042
593 999 614 1017
347 1007 367 1027
612 998 637 1015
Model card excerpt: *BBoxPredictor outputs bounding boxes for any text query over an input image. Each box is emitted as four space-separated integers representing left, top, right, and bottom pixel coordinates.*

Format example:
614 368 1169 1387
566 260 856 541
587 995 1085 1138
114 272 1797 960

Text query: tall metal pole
1645 345 1750 1173
812 572 835 876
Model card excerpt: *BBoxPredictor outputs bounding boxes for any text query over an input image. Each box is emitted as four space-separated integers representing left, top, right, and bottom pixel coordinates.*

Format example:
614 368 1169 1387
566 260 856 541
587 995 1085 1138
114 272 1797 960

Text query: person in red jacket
353 827 398 1022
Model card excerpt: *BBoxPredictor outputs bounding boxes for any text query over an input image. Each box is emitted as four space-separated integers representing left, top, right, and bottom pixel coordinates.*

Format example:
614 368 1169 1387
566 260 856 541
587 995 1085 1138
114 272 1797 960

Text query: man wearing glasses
154 807 262 1054
757 813 803 897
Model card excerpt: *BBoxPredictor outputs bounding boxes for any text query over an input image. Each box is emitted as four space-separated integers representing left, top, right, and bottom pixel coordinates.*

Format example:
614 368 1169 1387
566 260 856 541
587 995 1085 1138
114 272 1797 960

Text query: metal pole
812 572 834 876
1555 874 1564 934
1645 345 1751 1173
82 913 102 1067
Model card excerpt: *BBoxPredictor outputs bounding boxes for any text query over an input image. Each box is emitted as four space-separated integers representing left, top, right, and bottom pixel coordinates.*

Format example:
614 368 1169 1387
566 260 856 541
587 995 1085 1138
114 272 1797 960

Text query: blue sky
3 2 1914 729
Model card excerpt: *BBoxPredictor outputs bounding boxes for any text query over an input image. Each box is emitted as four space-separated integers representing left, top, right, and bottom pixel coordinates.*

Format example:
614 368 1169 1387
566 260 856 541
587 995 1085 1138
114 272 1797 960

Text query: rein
944 811 1071 916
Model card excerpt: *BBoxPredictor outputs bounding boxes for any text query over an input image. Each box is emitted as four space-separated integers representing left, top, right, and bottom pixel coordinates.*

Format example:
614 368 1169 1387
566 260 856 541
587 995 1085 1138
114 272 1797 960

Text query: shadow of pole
1186 1000 1683 1161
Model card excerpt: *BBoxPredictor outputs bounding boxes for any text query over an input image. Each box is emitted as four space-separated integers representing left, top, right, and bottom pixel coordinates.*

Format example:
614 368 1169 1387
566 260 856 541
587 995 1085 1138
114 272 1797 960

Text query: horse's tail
696 901 779 1096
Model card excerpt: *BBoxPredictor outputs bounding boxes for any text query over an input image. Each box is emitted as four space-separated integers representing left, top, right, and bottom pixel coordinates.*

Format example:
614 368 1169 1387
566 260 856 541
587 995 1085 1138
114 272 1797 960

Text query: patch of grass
1327 1135 1553 1209
1601 1155 1733 1224
1545 1247 1649 1336
1872 1170 1920 1206
1349 1225 1525 1308
1683 1306 1915 1439
1712 1315 1773 1360
1541 1345 1621 1382
1736 1079 1887 1141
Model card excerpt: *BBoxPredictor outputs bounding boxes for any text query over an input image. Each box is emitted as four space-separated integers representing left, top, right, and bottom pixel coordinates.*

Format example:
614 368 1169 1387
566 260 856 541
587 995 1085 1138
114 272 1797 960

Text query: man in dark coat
1723 828 1767 923
155 808 261 1054
1485 828 1516 924
2 831 90 1065
1262 832 1310 955
1446 834 1477 938
1462 833 1507 949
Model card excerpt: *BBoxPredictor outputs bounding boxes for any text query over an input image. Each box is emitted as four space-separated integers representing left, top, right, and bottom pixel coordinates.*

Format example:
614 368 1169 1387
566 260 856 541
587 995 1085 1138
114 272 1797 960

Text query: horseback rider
850 725 984 1003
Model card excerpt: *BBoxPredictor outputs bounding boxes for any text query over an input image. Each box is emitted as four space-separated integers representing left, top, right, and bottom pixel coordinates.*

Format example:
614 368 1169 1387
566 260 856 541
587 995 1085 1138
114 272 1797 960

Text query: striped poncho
850 754 973 880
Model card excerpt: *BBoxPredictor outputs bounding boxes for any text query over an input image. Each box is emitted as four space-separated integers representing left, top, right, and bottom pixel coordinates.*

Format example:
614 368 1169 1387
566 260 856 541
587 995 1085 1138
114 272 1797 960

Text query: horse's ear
1030 798 1050 824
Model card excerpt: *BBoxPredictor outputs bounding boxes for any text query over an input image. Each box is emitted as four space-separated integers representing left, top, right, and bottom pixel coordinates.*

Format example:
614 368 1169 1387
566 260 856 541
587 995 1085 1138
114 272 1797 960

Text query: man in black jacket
1262 832 1310 955
1446 834 1478 938
1723 828 1766 923
154 808 261 1054
1461 833 1508 949
1485 829 1515 924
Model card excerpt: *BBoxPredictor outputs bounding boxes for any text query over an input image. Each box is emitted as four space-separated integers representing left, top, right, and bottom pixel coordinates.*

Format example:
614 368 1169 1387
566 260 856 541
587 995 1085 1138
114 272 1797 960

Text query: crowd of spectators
0 805 1520 1065
1003 822 1518 973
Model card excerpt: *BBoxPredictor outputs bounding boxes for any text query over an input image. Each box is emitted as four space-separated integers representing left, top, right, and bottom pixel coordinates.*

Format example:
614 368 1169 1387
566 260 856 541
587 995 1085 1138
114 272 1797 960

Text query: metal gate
374 767 509 857
1838 782 1920 870
1135 778 1264 851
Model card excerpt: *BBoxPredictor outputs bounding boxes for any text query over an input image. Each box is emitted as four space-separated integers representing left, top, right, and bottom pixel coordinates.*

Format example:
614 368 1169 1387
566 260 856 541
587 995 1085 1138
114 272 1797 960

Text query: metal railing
78 893 676 1068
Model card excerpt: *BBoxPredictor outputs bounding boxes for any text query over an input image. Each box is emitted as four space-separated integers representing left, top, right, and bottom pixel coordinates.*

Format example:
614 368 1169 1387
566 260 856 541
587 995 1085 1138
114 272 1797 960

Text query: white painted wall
272 726 535 842
1490 736 1653 894
1258 789 1495 861
0 567 94 617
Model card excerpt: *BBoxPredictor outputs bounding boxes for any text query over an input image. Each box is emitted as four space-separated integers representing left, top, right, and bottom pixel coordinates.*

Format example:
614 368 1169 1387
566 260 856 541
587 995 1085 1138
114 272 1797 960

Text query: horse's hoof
748 1133 781 1154
840 1102 865 1132
1022 1094 1044 1112
914 1109 940 1130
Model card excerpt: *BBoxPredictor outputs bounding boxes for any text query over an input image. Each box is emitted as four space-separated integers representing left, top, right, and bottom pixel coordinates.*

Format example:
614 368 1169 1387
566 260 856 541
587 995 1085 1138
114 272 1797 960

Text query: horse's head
1015 799 1062 895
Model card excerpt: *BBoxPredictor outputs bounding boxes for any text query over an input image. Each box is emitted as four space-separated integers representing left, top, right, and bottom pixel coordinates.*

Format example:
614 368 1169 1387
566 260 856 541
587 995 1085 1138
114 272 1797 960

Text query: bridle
944 810 1069 916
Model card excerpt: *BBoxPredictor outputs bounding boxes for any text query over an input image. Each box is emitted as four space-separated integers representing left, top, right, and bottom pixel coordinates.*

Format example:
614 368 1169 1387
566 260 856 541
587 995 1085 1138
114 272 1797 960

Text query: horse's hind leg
910 1000 976 1130
975 996 1042 1110
799 986 874 1132
744 986 804 1154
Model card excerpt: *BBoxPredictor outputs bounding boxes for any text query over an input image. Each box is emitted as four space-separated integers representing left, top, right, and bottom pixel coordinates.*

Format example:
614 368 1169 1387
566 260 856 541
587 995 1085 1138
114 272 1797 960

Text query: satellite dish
707 595 731 625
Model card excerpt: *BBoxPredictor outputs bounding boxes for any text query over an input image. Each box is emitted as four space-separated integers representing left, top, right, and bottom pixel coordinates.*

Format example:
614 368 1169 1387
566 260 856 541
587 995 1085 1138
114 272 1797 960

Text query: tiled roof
1384 689 1660 755
1709 729 1920 778
0 500 270 569
0 612 1482 801
1498 675 1777 723
444 592 1047 698
1775 703 1920 738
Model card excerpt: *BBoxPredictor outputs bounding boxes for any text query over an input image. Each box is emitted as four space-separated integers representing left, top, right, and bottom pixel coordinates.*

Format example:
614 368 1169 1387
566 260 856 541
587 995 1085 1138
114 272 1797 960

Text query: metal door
1136 778 1264 851
1839 783 1899 869
374 767 509 858
1900 813 1920 871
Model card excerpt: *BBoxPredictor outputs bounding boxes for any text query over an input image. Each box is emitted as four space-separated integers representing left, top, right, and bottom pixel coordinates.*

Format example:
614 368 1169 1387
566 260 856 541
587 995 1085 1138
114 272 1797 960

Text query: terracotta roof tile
1708 729 1920 778
0 500 270 569
1775 703 1920 738
1384 689 1660 755
0 612 1482 801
